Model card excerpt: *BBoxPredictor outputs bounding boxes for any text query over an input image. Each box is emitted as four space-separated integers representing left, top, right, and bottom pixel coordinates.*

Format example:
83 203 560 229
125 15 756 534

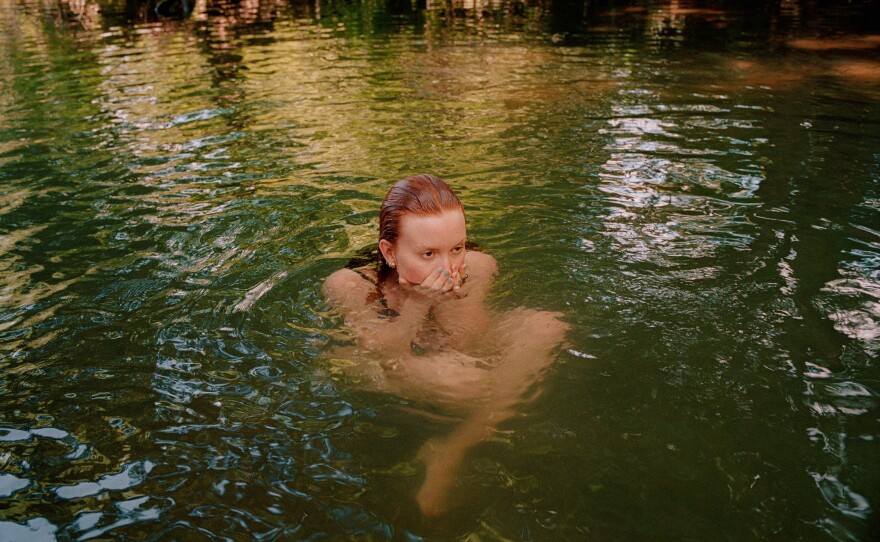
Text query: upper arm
323 268 374 319
324 268 413 355
465 250 498 293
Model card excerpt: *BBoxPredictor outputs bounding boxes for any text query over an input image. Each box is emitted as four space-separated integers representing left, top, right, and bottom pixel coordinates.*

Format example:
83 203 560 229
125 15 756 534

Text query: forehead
397 210 466 247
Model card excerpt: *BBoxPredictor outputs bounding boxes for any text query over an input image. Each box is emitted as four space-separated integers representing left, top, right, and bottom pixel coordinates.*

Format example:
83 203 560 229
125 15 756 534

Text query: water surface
1 0 879 539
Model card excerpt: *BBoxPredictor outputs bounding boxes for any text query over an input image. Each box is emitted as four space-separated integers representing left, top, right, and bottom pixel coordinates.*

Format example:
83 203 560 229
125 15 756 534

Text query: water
1 0 879 539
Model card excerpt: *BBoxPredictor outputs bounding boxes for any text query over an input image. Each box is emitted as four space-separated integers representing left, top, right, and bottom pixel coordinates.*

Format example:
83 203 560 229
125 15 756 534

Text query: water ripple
1 1 879 540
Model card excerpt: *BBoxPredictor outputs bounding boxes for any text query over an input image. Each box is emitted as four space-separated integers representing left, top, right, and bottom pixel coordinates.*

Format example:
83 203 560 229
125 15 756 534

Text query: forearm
437 306 490 350
431 282 492 350
357 298 431 355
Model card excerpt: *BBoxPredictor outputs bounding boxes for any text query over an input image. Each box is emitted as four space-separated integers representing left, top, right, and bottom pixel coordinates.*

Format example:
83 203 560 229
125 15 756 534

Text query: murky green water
1 0 879 539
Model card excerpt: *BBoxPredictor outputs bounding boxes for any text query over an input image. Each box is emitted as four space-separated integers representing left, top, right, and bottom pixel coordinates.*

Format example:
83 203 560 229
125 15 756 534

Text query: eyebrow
416 238 466 251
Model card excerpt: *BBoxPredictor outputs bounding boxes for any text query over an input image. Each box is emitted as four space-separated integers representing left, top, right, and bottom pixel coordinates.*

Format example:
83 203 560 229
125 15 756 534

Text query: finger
423 266 444 288
431 275 449 292
431 271 449 292
430 269 450 291
441 273 455 292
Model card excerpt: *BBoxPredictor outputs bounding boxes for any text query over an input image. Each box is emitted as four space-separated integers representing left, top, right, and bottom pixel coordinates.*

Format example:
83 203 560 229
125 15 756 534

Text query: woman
323 174 568 517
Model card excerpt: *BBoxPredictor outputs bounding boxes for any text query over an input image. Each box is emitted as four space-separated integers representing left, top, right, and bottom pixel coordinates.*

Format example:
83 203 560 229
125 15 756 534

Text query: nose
439 255 453 273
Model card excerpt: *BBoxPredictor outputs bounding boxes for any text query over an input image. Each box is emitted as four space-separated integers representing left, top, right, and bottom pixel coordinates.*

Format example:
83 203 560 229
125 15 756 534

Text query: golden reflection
661 0 728 18
0 187 32 218
0 225 46 264
0 0 54 66
237 21 581 185
788 35 880 51
0 225 95 351
426 0 506 10
726 59 806 90
725 55 880 94
59 0 102 29
829 60 880 84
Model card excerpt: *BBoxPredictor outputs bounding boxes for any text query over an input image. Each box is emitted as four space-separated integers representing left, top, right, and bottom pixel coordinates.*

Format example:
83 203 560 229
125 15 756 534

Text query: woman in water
323 174 569 517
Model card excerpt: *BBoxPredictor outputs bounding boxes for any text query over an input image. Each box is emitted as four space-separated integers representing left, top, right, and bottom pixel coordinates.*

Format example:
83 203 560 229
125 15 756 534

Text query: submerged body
325 250 564 406
323 176 568 516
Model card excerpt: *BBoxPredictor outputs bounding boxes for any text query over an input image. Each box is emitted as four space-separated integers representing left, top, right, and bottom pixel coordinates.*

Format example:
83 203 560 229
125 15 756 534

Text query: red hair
378 174 464 270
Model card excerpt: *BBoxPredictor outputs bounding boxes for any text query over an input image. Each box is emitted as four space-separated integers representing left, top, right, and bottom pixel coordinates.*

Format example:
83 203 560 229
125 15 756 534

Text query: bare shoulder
323 268 373 308
465 250 498 277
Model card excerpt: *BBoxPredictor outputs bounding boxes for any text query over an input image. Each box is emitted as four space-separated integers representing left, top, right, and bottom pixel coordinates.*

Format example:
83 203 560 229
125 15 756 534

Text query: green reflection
0 0 878 540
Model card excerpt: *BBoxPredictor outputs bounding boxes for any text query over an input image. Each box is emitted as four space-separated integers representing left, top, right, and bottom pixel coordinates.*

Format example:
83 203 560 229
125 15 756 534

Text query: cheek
399 257 432 284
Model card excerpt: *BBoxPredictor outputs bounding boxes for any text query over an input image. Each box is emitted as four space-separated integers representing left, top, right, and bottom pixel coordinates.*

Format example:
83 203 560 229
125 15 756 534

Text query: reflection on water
1 0 879 539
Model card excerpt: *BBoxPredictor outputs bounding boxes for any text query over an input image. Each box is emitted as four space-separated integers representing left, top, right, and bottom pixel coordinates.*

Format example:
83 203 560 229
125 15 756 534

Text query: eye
452 245 464 253
421 251 434 259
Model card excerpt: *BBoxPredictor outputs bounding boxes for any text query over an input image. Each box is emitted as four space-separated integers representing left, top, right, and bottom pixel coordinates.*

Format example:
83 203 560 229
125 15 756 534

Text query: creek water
1 0 879 540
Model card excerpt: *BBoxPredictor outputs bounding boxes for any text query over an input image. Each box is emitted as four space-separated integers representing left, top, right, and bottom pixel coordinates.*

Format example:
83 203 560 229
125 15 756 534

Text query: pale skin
323 209 569 517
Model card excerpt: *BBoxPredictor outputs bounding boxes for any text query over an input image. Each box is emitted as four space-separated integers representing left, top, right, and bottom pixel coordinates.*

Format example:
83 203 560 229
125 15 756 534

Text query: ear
378 239 394 265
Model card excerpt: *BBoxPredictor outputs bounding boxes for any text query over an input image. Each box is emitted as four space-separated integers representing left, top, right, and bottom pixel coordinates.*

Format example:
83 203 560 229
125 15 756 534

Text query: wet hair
345 174 469 283
377 174 464 273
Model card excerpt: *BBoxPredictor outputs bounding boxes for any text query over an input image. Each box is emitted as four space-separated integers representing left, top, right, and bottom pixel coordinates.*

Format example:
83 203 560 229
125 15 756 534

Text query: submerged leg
488 309 571 403
415 309 569 517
